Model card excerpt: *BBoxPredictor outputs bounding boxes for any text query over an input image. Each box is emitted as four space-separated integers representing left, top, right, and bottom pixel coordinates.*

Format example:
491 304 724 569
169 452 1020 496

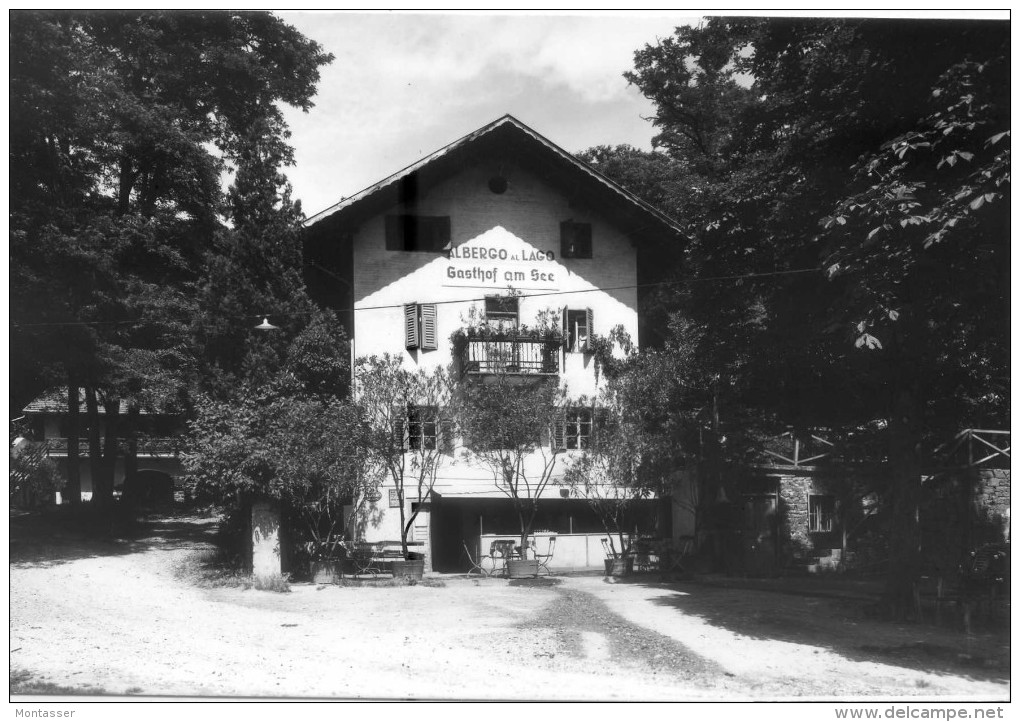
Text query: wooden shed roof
22 388 173 416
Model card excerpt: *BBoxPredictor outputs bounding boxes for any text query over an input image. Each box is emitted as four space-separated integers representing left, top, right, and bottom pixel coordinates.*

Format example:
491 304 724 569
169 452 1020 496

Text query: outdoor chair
342 541 383 578
600 537 616 559
462 540 493 577
633 537 655 572
533 536 556 575
490 539 517 577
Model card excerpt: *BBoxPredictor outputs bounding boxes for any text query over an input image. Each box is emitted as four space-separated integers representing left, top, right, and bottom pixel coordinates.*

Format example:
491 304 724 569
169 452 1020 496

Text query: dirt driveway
9 512 1010 701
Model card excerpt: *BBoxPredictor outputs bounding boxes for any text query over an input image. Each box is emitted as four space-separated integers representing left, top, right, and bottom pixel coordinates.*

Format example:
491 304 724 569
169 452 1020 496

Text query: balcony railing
44 437 187 457
461 336 560 376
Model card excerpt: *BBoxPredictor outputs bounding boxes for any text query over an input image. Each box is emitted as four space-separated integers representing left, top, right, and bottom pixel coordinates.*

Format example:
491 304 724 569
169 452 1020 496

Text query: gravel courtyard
9 512 1010 701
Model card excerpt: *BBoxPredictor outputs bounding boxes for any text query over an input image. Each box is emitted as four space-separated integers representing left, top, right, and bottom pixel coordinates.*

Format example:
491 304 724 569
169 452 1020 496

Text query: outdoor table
490 539 518 576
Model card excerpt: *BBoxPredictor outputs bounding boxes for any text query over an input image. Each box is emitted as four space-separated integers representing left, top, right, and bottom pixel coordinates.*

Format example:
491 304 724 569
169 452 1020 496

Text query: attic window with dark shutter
560 221 592 259
404 302 438 351
385 215 451 252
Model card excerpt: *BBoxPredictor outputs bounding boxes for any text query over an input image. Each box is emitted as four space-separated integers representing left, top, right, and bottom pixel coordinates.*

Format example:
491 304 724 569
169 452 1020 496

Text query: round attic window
488 176 508 194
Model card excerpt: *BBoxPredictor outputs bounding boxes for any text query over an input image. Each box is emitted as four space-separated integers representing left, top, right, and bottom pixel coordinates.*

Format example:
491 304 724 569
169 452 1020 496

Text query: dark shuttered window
385 215 451 252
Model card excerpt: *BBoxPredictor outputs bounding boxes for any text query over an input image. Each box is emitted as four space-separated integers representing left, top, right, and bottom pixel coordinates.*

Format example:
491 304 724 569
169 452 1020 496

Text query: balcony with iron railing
459 335 560 376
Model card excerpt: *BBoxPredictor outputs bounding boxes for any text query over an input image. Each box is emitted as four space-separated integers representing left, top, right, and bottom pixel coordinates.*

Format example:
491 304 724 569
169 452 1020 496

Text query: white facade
306 116 680 569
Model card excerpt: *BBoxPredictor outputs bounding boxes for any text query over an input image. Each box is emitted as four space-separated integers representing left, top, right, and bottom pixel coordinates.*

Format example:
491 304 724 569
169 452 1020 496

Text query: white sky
275 11 699 218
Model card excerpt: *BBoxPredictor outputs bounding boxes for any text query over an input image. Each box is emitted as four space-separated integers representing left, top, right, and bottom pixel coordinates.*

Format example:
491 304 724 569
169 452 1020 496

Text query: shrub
253 573 291 593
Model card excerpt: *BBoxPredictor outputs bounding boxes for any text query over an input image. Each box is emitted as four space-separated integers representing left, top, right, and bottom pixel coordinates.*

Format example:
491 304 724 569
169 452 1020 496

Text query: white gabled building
304 115 685 572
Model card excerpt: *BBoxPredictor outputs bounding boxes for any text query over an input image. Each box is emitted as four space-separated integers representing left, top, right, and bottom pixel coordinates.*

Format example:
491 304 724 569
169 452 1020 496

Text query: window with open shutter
564 308 592 353
420 303 437 350
404 303 420 349
585 308 594 351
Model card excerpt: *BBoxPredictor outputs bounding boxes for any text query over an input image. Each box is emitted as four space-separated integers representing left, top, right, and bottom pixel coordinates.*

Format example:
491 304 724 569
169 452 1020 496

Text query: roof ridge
304 114 522 226
303 115 685 238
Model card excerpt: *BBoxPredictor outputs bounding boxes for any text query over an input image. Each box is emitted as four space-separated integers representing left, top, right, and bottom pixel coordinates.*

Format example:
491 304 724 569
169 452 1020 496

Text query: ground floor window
554 409 592 450
809 494 835 532
407 405 439 451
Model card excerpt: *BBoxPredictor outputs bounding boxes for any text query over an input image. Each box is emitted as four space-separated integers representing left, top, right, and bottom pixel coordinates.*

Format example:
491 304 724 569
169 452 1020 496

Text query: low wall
479 532 609 572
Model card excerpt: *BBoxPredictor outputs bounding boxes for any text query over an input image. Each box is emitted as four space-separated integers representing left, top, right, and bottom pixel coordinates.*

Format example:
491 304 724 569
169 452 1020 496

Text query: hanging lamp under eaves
255 317 279 331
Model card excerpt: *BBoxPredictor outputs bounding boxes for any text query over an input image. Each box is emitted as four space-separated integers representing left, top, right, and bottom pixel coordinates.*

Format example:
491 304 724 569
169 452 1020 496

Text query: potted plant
356 355 452 580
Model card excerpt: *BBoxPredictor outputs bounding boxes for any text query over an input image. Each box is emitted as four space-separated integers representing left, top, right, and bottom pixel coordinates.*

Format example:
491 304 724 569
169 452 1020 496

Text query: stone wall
921 467 1010 574
777 471 848 567
973 468 1011 535
741 464 1008 575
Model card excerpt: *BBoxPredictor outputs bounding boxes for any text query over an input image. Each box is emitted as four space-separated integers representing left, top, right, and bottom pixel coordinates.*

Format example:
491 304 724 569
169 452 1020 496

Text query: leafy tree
184 315 362 568
193 118 317 395
576 145 691 220
453 373 568 559
356 355 452 559
10 11 332 506
562 385 655 559
10 452 65 508
621 17 1009 614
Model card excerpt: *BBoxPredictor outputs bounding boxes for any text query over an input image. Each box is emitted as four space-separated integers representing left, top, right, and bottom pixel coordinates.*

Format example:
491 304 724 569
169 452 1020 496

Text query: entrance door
742 494 777 575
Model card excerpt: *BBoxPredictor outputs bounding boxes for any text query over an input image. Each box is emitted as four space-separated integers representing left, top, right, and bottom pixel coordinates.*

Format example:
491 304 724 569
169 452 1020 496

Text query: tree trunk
65 379 81 505
84 385 106 507
395 484 409 557
122 403 140 505
883 383 924 619
704 380 725 569
101 396 121 505
118 155 135 215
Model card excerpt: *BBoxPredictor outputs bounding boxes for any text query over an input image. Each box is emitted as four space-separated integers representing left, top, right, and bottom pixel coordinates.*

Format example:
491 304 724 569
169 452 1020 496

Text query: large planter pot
391 559 425 580
507 559 540 579
604 556 634 577
311 561 342 584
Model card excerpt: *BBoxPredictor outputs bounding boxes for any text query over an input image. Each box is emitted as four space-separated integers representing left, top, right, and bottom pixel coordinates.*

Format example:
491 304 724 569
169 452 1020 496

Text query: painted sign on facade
444 239 558 288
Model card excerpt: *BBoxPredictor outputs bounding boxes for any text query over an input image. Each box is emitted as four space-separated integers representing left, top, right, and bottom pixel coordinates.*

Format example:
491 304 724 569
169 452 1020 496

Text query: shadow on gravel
614 575 1009 684
10 668 111 697
9 507 220 569
508 577 562 588
519 586 723 682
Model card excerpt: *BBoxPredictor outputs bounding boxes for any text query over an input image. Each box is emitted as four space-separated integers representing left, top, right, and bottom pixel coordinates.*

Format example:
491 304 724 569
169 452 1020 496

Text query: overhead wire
11 267 820 329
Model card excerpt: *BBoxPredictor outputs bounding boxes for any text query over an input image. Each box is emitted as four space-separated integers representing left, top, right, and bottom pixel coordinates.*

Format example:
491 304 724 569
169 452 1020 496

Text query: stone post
251 499 282 580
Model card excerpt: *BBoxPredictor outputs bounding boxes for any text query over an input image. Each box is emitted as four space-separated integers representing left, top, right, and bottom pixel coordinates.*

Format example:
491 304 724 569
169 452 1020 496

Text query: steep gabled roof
304 114 685 243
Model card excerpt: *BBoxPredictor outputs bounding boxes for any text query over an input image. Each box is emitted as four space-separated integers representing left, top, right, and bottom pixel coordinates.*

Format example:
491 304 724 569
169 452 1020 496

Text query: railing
760 427 890 467
461 336 560 375
763 430 835 467
934 429 1010 469
44 437 187 457
10 441 50 487
760 427 1010 470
